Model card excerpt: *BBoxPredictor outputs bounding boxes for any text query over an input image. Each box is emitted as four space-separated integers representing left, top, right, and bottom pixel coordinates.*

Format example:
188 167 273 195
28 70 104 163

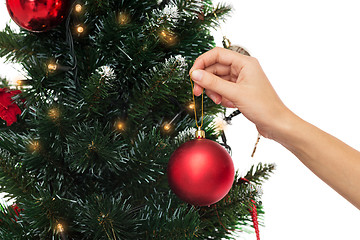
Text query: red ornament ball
6 0 70 32
167 138 235 206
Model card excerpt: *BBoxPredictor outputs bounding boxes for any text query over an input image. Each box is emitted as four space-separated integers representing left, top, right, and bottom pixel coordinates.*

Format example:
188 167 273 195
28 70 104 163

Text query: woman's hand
189 47 293 139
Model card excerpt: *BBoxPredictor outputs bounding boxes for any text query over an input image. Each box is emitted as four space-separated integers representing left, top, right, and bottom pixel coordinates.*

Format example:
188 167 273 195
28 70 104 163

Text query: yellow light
117 122 124 129
29 140 40 152
115 120 125 131
118 12 130 25
48 63 57 71
48 108 60 121
10 75 25 87
158 29 177 46
74 4 82 13
163 123 171 131
76 25 84 33
56 223 64 233
188 102 195 110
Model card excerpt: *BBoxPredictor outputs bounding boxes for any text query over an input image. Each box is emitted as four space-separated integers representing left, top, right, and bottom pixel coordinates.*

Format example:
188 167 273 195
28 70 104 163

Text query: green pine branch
0 150 34 199
74 193 141 240
0 203 29 240
140 190 200 240
242 163 276 185
0 0 275 239
81 70 116 118
195 164 275 239
0 26 33 62
0 77 9 88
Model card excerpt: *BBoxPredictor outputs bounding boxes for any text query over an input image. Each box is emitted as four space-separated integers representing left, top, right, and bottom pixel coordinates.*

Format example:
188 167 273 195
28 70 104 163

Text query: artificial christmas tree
0 0 274 239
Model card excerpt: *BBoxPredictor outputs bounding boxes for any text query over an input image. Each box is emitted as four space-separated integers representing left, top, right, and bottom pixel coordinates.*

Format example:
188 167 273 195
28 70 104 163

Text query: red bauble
167 138 235 206
6 0 70 32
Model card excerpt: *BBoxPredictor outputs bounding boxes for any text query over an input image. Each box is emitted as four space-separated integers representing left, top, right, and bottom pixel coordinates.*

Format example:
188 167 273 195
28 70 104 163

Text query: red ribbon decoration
250 199 260 240
240 178 260 240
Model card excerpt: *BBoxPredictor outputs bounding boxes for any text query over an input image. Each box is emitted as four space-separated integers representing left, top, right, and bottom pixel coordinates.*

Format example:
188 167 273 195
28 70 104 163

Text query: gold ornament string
189 73 204 130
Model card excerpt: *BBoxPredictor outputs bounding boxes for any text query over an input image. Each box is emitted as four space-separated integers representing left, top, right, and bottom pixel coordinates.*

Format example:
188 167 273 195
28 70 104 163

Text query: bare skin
189 47 360 209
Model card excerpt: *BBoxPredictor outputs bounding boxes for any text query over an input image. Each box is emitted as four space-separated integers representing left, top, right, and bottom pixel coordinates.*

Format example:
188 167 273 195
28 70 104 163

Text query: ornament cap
195 128 205 139
222 36 231 49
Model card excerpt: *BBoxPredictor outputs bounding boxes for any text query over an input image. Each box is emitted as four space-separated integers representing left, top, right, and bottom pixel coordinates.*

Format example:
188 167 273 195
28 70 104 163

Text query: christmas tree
0 0 274 239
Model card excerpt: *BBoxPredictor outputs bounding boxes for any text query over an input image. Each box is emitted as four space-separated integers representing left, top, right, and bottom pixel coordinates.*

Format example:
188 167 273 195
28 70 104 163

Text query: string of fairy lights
74 3 84 34
4 3 244 239
16 2 239 149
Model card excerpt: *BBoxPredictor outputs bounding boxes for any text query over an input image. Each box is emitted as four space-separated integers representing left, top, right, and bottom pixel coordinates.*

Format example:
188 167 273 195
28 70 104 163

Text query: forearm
273 110 360 209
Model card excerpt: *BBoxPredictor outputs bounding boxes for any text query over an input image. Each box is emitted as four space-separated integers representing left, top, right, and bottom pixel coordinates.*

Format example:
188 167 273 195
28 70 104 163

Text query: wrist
270 108 307 149
267 107 300 141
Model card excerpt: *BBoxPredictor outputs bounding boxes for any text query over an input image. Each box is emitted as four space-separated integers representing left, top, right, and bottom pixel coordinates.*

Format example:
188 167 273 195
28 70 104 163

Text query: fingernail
228 102 236 108
194 88 201 96
208 93 220 104
191 70 203 82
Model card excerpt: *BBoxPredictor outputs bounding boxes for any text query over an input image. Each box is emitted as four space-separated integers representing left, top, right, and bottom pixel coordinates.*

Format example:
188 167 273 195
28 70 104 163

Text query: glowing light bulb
56 223 64 233
74 4 82 13
115 120 125 131
158 29 177 46
76 25 84 33
10 75 25 87
48 108 60 120
188 102 195 110
29 141 40 152
48 63 57 71
163 123 171 131
118 12 130 25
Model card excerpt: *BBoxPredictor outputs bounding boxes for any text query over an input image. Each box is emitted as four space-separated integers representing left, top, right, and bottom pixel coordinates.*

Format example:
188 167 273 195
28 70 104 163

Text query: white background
1 0 360 239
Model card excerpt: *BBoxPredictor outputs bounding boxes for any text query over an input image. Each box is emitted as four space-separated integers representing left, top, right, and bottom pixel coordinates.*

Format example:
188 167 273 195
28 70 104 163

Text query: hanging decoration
241 177 261 240
6 0 70 32
167 75 235 206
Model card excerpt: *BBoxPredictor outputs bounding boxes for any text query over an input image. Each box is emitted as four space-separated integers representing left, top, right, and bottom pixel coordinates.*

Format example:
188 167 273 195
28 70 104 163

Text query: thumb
191 69 239 102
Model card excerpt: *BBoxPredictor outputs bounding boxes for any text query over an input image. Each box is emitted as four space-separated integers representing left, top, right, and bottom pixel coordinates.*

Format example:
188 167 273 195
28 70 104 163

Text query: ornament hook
195 127 205 139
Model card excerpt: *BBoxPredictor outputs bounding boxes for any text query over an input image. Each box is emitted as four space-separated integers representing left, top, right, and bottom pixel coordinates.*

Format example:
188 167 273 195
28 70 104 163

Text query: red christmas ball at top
167 137 234 206
6 0 70 32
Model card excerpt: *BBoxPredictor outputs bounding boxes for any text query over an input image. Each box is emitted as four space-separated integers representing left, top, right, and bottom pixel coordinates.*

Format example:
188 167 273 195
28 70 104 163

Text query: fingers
205 89 222 104
189 47 248 73
194 82 236 108
204 63 231 77
189 47 246 107
205 90 236 108
193 84 203 96
193 75 230 96
190 69 239 103
220 97 236 108
195 87 235 108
